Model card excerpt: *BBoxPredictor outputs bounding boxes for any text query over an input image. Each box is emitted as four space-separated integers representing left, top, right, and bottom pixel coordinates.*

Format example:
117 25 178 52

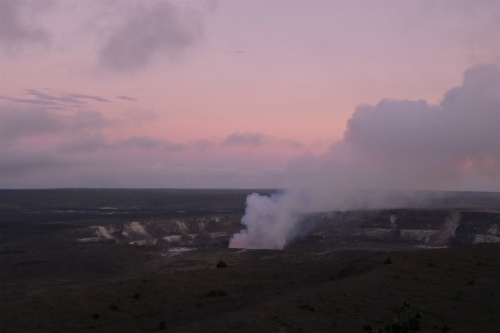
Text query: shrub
216 260 227 268
363 302 421 333
297 304 315 312
384 257 392 264
158 321 167 330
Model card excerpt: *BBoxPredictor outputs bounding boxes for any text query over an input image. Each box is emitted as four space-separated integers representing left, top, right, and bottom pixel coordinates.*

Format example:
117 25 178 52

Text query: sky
0 0 499 190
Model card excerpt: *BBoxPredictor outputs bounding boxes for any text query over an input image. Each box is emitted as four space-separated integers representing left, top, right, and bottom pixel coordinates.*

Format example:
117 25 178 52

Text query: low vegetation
363 302 421 333
216 260 228 268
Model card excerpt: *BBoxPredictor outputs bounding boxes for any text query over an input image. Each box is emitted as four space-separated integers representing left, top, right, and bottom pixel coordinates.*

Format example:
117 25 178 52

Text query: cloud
120 107 156 125
284 64 500 192
221 132 274 147
0 95 60 106
278 139 304 149
69 94 110 103
98 1 204 72
0 105 116 142
0 0 51 51
72 110 117 131
58 133 109 153
115 137 216 153
0 106 64 141
417 1 500 63
59 135 189 154
119 136 165 150
164 141 187 153
0 149 63 177
194 138 214 151
115 95 137 101
230 64 500 249
2 90 114 107
338 63 500 188
25 89 84 104
58 130 295 155
220 132 302 149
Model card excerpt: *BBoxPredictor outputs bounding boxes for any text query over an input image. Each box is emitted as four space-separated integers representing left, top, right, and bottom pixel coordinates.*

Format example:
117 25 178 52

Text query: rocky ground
1 189 499 332
1 243 499 333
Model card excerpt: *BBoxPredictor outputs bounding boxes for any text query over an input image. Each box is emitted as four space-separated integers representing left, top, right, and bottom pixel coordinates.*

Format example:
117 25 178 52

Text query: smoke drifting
229 64 500 249
229 191 311 250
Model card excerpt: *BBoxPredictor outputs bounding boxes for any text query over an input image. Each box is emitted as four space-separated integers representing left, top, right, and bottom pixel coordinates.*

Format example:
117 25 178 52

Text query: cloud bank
229 64 500 249
0 89 300 188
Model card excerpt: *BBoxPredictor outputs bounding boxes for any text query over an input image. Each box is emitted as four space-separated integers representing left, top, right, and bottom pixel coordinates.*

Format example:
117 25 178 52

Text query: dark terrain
0 189 499 332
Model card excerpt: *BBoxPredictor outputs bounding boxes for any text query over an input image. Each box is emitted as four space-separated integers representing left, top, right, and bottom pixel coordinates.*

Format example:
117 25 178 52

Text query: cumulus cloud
98 1 204 72
230 64 500 249
317 63 500 190
0 0 51 51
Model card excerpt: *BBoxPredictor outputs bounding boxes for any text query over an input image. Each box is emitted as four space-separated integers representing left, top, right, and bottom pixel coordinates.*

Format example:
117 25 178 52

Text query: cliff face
310 209 499 247
77 215 243 248
78 209 500 248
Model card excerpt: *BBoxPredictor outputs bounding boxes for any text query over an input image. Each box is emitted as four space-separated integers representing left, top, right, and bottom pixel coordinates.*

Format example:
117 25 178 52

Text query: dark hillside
1 244 499 332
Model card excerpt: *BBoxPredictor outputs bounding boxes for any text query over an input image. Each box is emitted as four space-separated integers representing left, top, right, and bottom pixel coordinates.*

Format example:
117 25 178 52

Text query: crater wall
78 209 500 248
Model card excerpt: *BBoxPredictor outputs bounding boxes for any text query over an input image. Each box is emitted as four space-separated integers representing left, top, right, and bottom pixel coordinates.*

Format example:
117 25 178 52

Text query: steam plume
229 64 500 249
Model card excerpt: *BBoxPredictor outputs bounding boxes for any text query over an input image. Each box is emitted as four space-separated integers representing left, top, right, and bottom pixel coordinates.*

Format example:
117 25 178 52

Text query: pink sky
1 0 499 189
